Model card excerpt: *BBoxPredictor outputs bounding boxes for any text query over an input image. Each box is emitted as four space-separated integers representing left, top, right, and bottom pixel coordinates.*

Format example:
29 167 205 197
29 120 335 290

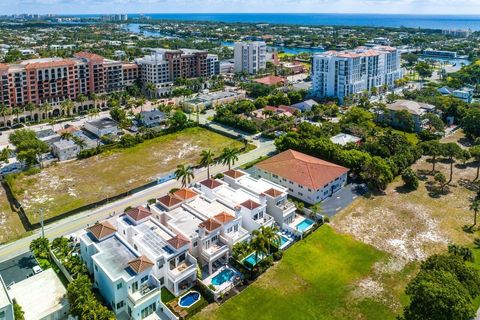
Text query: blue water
178 291 200 308
244 252 263 266
296 219 314 232
72 13 480 30
280 235 289 247
211 268 236 286
221 41 324 55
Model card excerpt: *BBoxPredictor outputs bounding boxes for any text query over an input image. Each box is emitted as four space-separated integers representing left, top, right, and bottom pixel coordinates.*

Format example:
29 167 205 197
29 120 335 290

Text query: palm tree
90 93 100 110
470 146 480 181
60 132 73 141
146 82 156 99
24 102 36 123
12 107 21 124
0 104 8 127
61 99 74 117
442 143 462 184
41 102 52 120
220 148 239 170
250 229 268 266
199 149 215 178
48 117 57 130
471 199 480 228
174 164 195 188
72 136 87 150
260 226 281 253
309 203 322 223
0 146 10 164
76 94 88 112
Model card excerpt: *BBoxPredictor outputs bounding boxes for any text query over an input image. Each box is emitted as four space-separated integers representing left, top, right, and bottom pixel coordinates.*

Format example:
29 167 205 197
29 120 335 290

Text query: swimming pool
243 252 263 266
280 235 289 247
211 268 236 286
296 218 314 232
178 291 201 308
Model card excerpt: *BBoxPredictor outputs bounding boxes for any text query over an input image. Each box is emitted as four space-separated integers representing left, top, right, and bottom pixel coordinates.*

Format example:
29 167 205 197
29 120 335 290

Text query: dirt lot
331 130 478 313
8 127 244 223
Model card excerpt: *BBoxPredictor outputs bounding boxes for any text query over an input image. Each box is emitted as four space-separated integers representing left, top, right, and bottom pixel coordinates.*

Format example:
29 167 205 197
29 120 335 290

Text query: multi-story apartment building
123 63 140 87
135 49 219 98
234 41 267 74
311 45 403 103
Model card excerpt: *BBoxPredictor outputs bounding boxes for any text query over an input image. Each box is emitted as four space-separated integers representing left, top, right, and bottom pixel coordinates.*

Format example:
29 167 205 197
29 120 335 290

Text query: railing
167 253 197 279
128 285 159 305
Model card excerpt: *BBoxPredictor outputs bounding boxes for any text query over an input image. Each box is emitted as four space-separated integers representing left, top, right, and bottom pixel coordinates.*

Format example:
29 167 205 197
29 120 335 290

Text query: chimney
234 205 242 217
260 193 267 206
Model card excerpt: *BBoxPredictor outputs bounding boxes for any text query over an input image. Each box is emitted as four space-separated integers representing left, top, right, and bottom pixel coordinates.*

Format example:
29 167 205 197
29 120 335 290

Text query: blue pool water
178 291 200 308
211 268 236 286
280 235 289 247
296 219 314 232
244 252 263 266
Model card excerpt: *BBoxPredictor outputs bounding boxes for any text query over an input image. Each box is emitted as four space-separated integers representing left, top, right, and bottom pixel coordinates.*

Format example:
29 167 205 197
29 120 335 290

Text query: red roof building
253 75 287 86
87 221 116 241
255 149 349 204
128 255 154 274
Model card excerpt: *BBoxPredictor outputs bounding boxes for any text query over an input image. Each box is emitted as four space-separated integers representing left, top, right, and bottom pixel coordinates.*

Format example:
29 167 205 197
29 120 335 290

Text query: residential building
79 221 162 319
330 133 362 146
84 117 119 137
234 41 267 74
383 100 436 132
438 86 474 103
138 110 166 128
122 63 139 87
35 128 61 146
254 149 349 205
253 75 287 87
422 49 457 59
52 139 80 161
250 105 297 120
0 276 13 320
442 29 472 38
312 45 403 103
183 90 245 112
291 99 318 112
221 170 296 227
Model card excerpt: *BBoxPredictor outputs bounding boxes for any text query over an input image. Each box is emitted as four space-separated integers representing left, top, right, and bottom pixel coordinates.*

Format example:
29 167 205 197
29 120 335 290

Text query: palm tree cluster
174 147 241 187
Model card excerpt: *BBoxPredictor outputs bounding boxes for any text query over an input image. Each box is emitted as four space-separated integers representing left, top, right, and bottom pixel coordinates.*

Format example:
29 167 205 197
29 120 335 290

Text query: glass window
117 283 122 290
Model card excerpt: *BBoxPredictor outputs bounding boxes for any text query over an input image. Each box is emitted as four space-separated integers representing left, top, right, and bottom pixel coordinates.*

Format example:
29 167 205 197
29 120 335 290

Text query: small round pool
178 291 201 308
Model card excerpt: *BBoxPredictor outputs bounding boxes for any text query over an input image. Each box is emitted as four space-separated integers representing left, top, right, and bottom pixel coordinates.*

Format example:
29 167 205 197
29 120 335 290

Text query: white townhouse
79 221 161 320
221 170 297 227
254 149 349 205
312 45 403 103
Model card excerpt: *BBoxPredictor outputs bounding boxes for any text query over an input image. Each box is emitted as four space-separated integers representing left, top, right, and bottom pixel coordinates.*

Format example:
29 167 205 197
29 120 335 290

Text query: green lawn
8 127 244 223
194 226 392 320
0 186 26 244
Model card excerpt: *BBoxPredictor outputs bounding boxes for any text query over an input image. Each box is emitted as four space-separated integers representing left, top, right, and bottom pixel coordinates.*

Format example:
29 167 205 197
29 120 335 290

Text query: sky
2 0 480 15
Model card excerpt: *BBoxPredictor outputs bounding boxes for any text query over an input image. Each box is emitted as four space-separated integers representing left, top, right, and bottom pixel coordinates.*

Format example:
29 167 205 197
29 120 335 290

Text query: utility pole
39 208 45 238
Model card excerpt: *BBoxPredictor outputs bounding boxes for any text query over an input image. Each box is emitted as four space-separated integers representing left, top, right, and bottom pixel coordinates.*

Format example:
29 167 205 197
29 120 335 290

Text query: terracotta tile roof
200 179 222 189
167 234 190 249
74 51 105 62
223 170 245 179
125 206 151 222
128 255 154 274
253 75 287 86
199 218 222 232
87 221 116 241
240 199 260 210
0 64 8 72
213 211 235 224
256 149 349 190
25 59 75 70
173 188 198 200
264 188 283 198
57 125 79 135
157 194 182 208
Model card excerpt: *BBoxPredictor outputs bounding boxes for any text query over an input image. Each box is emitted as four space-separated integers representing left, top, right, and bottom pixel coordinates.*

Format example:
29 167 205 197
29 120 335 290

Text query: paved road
0 138 275 263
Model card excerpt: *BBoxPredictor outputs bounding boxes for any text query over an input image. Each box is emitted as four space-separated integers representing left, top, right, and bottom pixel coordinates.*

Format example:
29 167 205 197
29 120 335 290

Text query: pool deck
203 266 242 294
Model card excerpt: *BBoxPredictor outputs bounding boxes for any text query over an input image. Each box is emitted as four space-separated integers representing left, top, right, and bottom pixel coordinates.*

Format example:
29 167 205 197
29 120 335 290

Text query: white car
32 265 42 274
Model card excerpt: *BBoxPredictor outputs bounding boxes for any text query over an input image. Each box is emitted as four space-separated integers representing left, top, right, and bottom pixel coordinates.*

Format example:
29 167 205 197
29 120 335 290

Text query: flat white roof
94 235 136 281
167 207 202 239
235 175 287 196
0 276 11 311
213 185 260 208
184 196 235 219
134 219 177 258
9 269 67 320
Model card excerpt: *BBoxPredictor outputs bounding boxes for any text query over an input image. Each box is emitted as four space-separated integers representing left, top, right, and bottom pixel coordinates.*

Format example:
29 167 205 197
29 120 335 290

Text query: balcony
167 253 196 280
128 284 159 305
201 242 229 262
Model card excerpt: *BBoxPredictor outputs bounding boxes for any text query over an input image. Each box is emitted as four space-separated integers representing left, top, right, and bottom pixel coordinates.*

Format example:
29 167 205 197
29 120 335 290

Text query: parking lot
0 251 38 286
321 183 368 217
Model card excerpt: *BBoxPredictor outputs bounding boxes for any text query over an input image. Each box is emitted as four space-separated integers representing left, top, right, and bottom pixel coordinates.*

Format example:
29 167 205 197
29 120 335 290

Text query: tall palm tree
72 136 87 150
61 99 74 117
0 104 7 127
220 148 239 170
260 226 281 253
12 107 21 124
24 102 36 123
90 93 100 110
199 149 215 178
41 102 52 120
470 146 480 182
146 82 156 99
60 132 74 141
174 164 195 188
76 94 88 112
250 229 268 266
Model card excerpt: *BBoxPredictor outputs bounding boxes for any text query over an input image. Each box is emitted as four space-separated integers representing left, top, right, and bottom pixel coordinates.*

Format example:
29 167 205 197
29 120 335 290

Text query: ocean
75 13 480 30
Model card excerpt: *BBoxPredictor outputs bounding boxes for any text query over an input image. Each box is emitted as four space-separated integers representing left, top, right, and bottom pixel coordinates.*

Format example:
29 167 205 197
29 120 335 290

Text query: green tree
250 229 268 267
174 164 195 188
470 146 480 181
260 225 280 253
402 168 419 190
434 172 447 193
442 143 462 184
220 148 239 170
462 108 480 139
9 129 49 166
168 110 188 130
470 199 480 228
395 109 415 132
420 140 443 173
199 149 215 178
24 102 36 123
13 300 25 320
422 113 444 133
109 107 126 123
361 156 394 191
415 61 433 81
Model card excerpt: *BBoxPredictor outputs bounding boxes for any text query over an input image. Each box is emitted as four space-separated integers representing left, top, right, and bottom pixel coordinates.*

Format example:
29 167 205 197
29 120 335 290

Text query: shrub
272 251 283 261
401 168 419 190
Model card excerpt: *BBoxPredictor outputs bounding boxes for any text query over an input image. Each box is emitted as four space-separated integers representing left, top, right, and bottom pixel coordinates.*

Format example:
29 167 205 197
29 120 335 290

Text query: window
141 276 148 283
94 264 98 272
157 261 163 269
298 192 303 196
141 302 156 319
117 283 122 290
193 241 198 247
159 277 164 285
116 301 124 309
0 311 5 320
212 235 218 242
131 281 139 293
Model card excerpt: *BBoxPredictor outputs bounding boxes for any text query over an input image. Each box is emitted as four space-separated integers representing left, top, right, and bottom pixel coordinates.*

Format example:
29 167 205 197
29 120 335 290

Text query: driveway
321 183 368 217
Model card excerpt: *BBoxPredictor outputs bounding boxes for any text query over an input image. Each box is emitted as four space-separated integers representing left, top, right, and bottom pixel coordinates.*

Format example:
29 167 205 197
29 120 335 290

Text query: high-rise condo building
234 41 267 74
